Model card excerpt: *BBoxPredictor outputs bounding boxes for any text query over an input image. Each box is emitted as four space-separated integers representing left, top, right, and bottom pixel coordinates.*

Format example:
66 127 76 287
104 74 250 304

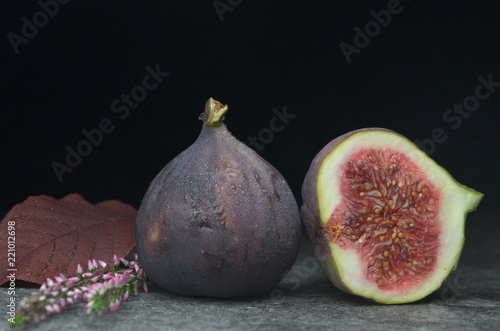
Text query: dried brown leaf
0 193 136 285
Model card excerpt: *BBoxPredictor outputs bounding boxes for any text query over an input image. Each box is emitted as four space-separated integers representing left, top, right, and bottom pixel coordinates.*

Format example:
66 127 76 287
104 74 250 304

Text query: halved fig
301 128 483 304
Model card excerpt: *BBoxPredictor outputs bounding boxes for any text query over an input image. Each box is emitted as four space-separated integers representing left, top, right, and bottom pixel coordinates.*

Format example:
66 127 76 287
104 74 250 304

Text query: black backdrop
1 1 499 215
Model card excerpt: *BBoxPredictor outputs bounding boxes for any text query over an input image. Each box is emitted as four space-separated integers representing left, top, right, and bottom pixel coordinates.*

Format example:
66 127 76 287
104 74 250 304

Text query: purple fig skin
136 99 302 298
301 128 393 292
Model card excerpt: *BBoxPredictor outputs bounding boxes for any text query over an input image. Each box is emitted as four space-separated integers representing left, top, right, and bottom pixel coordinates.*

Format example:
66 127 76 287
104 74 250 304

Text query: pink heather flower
53 304 61 314
120 258 130 266
66 279 75 288
103 273 113 280
110 276 120 287
107 280 116 289
134 253 138 260
110 299 120 312
15 255 149 327
92 281 102 291
122 274 131 285
46 278 54 287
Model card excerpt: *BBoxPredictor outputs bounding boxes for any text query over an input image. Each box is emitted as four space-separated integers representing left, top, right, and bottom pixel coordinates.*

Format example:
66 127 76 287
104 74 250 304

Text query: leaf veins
0 193 136 285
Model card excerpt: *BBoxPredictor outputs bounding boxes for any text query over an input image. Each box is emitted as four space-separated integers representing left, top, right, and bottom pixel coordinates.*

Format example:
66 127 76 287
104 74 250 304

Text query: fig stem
200 98 229 126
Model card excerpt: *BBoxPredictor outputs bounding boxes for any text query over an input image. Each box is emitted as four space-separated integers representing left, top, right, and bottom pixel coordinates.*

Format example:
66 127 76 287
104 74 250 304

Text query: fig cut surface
301 128 483 304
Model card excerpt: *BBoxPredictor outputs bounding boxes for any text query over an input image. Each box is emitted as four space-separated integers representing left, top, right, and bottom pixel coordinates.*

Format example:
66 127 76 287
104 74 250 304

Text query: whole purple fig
135 98 301 297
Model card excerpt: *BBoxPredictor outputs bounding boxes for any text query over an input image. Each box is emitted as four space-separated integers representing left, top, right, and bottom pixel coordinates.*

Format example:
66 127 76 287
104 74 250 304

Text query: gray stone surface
2 212 499 330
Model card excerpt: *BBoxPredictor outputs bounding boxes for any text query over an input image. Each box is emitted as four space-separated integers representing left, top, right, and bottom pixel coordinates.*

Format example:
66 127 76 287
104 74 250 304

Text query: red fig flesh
301 128 483 304
136 98 301 297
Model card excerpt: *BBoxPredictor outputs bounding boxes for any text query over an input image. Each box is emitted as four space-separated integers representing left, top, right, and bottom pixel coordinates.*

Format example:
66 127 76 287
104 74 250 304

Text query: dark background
1 0 499 216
